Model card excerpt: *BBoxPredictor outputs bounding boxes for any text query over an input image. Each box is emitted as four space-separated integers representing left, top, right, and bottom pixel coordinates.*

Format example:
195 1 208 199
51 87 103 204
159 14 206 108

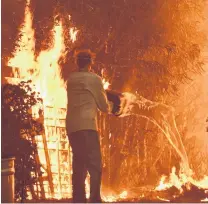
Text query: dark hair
74 49 95 69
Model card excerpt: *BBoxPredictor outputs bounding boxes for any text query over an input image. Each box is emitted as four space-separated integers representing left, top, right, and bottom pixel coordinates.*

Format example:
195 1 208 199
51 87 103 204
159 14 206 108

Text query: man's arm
92 76 111 113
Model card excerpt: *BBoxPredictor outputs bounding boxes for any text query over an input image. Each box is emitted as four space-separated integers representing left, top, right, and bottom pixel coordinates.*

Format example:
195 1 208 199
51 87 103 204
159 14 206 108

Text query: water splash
119 92 191 176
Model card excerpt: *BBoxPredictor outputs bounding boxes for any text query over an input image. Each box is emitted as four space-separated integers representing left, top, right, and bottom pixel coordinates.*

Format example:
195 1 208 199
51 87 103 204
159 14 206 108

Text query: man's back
66 71 109 134
66 49 111 203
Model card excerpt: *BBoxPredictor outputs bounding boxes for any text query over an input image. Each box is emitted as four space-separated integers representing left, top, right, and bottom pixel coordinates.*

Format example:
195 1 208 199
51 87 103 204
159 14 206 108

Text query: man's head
73 49 95 71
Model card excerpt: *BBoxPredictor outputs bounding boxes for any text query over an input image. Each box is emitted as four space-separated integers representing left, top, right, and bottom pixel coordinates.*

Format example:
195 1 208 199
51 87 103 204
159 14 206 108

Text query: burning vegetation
1 0 208 202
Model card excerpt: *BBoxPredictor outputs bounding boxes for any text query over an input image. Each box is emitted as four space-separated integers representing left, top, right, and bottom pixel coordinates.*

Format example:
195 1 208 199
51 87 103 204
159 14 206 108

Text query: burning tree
58 0 206 189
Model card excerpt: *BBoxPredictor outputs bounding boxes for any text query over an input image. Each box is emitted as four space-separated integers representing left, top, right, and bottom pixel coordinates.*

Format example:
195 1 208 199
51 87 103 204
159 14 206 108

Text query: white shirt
66 71 110 134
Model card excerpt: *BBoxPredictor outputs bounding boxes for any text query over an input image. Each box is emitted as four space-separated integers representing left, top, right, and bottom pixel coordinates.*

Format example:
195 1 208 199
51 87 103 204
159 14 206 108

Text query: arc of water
119 92 191 176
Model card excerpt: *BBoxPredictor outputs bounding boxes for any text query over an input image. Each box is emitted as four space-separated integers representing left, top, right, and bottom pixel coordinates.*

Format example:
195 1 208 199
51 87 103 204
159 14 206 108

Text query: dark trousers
68 130 102 203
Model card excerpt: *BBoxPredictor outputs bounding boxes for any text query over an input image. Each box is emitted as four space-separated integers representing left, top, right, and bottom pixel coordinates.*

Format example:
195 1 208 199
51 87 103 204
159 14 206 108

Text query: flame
7 0 78 199
35 20 66 107
8 0 35 78
69 27 79 43
102 190 128 202
156 166 208 202
7 0 68 108
201 197 208 202
101 68 110 90
119 190 128 199
102 78 110 90
156 166 208 192
155 175 171 191
85 175 90 199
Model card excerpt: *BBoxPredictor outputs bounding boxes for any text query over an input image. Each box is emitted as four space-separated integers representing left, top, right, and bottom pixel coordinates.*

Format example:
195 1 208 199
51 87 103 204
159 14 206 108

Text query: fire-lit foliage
28 0 206 94
1 81 43 201
2 0 207 198
56 0 206 190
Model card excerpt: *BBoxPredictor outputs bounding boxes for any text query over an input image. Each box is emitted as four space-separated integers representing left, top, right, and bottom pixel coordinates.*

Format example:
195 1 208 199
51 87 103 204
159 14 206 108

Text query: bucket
106 89 126 116
1 157 15 203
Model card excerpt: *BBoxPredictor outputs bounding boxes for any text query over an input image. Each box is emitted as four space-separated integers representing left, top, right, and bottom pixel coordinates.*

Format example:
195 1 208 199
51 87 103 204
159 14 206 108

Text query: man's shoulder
69 71 101 80
88 72 102 81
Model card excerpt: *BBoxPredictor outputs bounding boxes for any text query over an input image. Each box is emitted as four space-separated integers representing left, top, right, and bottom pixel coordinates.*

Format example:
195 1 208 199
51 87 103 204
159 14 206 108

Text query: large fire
6 0 208 202
155 166 208 191
7 0 71 199
6 0 122 201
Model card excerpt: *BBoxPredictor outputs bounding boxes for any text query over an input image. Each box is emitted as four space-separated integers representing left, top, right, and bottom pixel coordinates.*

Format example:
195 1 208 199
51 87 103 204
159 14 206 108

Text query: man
66 49 111 203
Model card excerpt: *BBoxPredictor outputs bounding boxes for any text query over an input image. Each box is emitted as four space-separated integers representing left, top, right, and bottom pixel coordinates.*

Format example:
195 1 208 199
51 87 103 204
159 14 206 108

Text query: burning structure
2 0 208 202
4 0 73 199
